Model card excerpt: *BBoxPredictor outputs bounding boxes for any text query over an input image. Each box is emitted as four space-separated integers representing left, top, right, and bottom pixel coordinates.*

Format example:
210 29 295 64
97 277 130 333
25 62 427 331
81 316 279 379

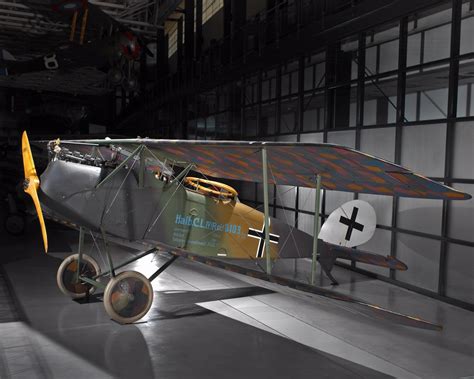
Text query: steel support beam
195 0 203 60
439 0 462 296
311 174 322 285
156 27 166 80
389 16 408 280
153 0 448 105
231 0 247 61
256 70 263 136
223 0 232 65
295 55 305 227
184 0 195 76
177 16 184 79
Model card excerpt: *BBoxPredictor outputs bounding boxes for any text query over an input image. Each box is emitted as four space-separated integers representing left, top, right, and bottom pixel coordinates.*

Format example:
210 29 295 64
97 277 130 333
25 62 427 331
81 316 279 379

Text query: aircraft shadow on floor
73 286 275 319
147 286 274 321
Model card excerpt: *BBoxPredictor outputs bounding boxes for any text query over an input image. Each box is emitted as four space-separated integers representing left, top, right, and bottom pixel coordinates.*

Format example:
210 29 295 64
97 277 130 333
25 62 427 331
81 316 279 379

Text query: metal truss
0 0 183 59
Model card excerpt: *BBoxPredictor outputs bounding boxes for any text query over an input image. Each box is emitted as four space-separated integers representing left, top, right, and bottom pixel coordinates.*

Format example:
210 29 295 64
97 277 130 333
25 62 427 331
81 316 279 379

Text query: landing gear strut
56 227 178 324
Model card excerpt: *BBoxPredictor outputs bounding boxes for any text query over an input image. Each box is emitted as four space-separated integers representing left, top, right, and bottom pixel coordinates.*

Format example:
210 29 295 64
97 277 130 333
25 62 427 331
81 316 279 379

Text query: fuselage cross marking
248 222 280 258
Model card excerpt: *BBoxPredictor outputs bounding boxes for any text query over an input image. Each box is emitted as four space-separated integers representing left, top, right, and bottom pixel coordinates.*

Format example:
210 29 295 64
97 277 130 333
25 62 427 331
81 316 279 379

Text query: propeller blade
25 182 48 253
21 131 48 253
22 131 37 179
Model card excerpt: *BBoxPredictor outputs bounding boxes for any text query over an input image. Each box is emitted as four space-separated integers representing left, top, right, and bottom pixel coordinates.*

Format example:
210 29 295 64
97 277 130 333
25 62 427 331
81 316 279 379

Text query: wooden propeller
22 131 48 253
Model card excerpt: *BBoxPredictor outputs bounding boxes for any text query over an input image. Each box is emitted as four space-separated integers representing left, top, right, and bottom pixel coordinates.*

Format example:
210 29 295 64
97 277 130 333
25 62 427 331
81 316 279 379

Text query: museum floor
0 221 473 379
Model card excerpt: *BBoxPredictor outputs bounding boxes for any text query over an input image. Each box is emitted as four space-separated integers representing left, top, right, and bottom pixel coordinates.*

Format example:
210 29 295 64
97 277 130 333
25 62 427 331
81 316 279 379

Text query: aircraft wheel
4 213 25 235
57 254 101 299
103 271 153 324
107 68 123 86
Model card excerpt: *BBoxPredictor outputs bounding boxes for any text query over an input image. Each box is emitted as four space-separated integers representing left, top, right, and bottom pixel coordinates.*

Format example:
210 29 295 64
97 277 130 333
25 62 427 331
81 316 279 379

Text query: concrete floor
1 220 474 379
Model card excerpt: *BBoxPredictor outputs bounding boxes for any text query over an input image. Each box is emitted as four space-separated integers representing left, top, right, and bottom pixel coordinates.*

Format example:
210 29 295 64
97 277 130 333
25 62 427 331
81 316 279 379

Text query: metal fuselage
39 158 313 260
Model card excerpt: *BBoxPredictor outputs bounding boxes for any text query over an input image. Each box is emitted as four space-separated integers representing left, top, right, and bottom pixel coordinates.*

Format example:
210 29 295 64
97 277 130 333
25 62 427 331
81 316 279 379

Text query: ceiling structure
0 0 182 95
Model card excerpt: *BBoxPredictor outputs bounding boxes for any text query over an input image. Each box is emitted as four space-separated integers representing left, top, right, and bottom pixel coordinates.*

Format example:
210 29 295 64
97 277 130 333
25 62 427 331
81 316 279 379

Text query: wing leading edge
58 138 471 200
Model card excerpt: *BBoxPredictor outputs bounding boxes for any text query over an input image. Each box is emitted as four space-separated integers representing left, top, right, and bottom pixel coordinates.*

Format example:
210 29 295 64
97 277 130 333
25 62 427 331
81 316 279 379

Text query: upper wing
59 138 471 200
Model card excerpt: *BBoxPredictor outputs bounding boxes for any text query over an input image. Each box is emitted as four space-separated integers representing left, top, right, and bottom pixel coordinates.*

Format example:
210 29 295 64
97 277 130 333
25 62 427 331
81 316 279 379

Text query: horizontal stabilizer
323 242 408 271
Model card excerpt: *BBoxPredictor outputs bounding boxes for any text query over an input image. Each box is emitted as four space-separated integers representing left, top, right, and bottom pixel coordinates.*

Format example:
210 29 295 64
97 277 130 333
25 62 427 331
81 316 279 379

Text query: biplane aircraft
21 131 470 328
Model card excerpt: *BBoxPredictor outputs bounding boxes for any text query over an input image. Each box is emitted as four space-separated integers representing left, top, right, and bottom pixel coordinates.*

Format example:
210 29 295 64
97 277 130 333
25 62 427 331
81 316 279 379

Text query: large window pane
458 59 474 117
379 39 399 73
452 121 474 179
449 183 474 242
407 32 421 67
424 24 451 63
401 123 446 177
243 107 257 137
364 77 398 125
460 11 474 55
280 99 298 133
396 234 440 292
398 197 443 235
326 129 356 148
446 243 474 304
360 127 396 161
261 103 277 136
356 229 392 276
302 93 324 131
359 193 393 226
405 66 449 122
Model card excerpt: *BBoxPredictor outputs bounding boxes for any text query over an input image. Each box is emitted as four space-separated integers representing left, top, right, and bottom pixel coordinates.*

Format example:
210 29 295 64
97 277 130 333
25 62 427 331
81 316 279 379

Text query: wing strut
261 146 272 274
311 174 322 285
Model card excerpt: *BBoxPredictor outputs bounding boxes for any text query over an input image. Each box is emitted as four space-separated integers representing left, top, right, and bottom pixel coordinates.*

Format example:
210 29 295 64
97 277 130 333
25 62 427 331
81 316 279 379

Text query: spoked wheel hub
57 254 101 299
103 271 153 324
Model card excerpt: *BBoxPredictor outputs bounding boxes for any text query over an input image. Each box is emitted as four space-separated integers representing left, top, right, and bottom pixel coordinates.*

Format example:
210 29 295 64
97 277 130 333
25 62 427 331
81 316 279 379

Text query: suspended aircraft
21 132 470 327
0 0 152 90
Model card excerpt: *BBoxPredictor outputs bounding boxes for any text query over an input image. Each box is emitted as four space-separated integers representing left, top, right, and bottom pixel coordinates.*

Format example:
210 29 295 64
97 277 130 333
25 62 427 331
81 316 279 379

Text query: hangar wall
163 0 473 309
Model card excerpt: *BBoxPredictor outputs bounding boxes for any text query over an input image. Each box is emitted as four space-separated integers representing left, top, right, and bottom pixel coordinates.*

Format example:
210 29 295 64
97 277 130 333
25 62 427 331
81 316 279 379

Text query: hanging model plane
0 0 153 90
21 132 471 328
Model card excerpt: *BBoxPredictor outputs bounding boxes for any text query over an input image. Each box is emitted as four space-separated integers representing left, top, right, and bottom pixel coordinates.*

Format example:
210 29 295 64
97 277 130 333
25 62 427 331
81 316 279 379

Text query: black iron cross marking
248 222 280 258
339 207 364 241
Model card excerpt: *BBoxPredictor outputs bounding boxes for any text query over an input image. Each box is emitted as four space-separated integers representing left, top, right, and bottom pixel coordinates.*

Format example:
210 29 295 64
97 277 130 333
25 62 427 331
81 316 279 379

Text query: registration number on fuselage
175 214 242 235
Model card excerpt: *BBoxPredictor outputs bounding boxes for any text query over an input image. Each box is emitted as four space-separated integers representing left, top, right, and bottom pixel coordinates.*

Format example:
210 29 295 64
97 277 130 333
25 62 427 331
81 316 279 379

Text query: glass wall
182 0 474 308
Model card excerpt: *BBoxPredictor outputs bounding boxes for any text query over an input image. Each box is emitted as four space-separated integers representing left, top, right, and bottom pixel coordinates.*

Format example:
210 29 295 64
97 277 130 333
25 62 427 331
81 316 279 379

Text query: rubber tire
103 271 153 324
57 254 101 299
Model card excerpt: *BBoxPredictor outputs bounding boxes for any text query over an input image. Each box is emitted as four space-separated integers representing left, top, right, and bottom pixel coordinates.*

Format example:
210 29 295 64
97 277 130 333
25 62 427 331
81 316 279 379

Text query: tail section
319 199 376 247
317 200 407 284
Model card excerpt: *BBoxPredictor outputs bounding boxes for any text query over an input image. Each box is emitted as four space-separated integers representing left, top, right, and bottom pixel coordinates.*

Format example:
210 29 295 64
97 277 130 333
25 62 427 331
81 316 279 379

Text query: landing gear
56 253 101 299
56 227 177 324
103 271 153 324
